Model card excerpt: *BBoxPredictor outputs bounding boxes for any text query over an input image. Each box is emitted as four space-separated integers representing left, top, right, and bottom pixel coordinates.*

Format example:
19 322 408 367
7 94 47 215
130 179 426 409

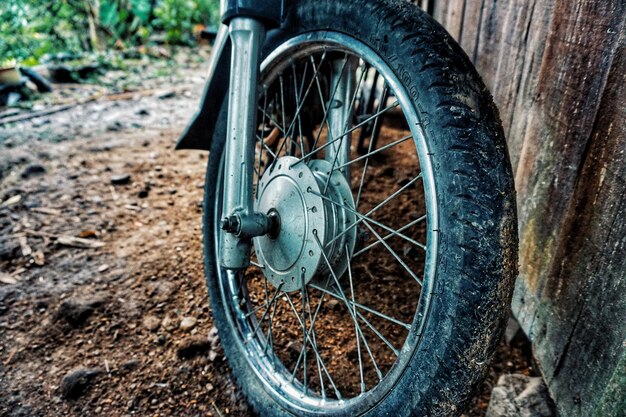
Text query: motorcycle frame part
326 57 356 182
219 17 267 269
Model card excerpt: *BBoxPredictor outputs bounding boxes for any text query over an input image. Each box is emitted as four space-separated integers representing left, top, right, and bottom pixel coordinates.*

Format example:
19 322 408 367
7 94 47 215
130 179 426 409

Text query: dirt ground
0 49 534 417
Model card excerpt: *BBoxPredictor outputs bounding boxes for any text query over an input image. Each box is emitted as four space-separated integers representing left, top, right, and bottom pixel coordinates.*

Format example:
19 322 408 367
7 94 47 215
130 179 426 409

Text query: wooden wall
432 1 626 416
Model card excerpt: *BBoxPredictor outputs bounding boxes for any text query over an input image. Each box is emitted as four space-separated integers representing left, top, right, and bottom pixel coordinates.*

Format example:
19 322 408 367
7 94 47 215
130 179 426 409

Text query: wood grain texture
433 1 626 415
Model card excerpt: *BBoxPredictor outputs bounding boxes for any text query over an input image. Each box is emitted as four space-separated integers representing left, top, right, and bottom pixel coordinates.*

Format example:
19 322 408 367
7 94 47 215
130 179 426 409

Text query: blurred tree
0 0 219 64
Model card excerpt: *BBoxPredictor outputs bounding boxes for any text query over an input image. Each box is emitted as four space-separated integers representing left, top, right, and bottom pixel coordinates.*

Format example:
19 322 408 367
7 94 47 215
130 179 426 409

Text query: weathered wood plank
505 1 554 170
444 0 466 42
473 0 507 92
458 0 484 62
432 0 449 29
513 0 624 302
527 25 626 416
433 0 626 415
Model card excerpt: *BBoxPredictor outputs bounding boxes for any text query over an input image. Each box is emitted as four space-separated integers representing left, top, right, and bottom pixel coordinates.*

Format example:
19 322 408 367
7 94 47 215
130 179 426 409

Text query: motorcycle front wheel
203 1 518 416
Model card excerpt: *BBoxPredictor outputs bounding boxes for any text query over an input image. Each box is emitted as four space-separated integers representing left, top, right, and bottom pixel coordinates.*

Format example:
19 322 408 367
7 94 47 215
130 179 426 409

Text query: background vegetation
0 0 220 65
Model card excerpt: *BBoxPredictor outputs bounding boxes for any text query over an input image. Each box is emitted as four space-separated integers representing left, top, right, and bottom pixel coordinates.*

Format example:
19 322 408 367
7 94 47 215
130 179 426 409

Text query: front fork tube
220 27 357 270
327 58 356 183
220 18 266 269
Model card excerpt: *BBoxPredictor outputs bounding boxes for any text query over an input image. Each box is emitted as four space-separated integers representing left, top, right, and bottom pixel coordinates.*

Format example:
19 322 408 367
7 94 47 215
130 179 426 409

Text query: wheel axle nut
220 215 240 234
221 211 280 239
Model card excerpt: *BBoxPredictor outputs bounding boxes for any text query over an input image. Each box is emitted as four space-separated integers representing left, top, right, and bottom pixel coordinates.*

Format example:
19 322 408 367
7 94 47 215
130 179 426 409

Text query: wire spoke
279 75 290 155
300 270 308 394
246 282 284 343
362 221 424 286
261 272 275 361
292 63 307 157
309 185 425 252
335 134 413 171
290 277 330 392
312 232 384 382
284 291 343 399
322 60 369 193
250 260 265 269
293 100 400 168
309 283 411 330
355 310 400 356
346 247 366 393
308 54 349 156
354 215 426 258
244 301 268 319
307 286 326 398
323 173 423 248
257 105 287 137
356 84 389 207
256 137 277 160
256 92 269 197
272 51 328 162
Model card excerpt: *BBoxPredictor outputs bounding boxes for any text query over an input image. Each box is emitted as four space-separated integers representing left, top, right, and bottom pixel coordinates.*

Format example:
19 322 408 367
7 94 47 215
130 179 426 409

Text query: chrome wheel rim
213 31 439 415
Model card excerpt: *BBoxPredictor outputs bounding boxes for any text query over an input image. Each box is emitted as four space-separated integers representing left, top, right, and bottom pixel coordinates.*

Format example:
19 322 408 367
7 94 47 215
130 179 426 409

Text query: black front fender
176 23 290 151
175 25 231 151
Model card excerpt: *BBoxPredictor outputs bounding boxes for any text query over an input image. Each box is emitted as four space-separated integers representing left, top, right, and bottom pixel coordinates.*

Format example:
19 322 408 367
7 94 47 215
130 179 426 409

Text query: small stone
110 174 131 185
156 334 167 345
55 299 96 327
486 374 556 417
402 243 419 258
381 166 395 177
207 326 219 347
97 264 109 273
177 337 210 359
161 315 177 331
326 299 341 311
157 90 176 99
286 341 303 361
0 236 20 261
0 272 17 285
505 316 525 345
122 359 139 370
179 316 197 331
59 368 102 399
143 315 161 332
20 164 46 179
106 121 123 131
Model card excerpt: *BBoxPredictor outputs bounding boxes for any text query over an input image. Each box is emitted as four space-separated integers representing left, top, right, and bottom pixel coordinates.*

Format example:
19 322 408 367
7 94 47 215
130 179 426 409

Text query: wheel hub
254 156 357 292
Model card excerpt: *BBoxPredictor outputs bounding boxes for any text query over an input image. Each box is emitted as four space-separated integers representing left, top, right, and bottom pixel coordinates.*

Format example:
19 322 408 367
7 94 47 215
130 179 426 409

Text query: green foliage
1 0 90 64
0 0 219 65
154 0 196 44
99 0 154 45
154 0 218 44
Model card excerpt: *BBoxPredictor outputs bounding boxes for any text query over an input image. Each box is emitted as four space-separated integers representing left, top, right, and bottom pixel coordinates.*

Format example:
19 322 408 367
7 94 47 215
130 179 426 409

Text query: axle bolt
266 209 281 239
220 215 240 234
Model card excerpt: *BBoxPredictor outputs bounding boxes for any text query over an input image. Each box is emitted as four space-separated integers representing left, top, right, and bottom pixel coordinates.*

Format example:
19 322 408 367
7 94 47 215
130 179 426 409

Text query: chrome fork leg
327 58 356 183
220 17 266 269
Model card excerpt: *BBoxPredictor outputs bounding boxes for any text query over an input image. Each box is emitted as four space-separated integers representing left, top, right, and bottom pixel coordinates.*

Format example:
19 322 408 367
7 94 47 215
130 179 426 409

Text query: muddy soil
0 49 534 417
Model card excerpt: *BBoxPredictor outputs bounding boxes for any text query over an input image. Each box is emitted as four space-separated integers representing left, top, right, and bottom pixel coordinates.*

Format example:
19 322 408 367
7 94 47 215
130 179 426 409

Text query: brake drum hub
254 156 357 292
